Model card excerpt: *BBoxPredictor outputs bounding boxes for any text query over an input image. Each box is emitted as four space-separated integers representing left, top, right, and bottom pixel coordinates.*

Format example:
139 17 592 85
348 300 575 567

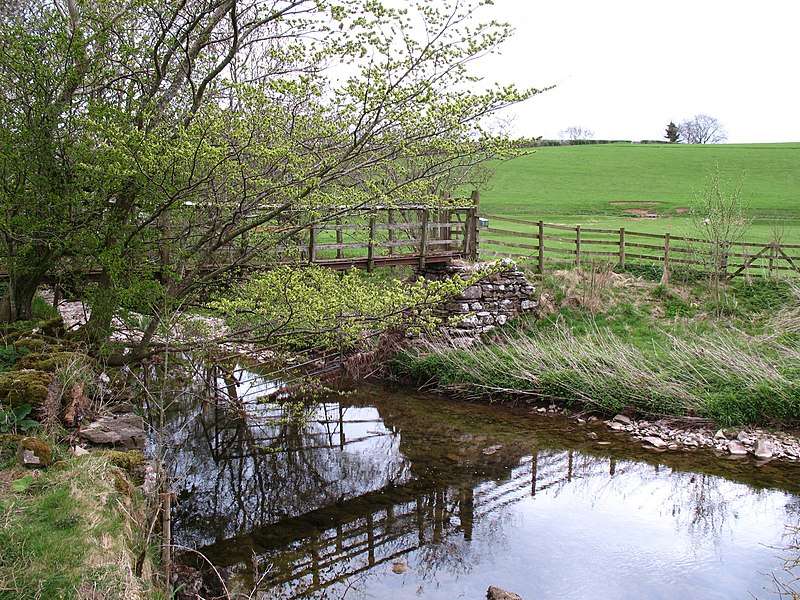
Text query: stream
150 362 800 599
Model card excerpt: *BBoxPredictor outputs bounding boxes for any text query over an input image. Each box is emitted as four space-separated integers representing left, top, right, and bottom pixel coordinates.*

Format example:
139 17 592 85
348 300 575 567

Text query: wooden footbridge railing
257 200 481 271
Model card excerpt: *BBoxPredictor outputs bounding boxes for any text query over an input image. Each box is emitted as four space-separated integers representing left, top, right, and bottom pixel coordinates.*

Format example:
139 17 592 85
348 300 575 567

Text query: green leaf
11 474 34 493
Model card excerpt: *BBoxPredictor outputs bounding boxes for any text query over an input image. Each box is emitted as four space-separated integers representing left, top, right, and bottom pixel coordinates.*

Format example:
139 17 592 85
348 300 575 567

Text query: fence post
575 225 582 269
538 220 545 274
660 232 670 286
336 217 344 259
387 209 395 256
419 209 429 269
466 190 480 261
308 224 317 264
367 214 377 272
619 227 626 269
769 243 775 277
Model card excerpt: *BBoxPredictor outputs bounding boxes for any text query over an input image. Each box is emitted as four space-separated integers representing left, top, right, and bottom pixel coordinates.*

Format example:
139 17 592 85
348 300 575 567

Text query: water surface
155 366 800 599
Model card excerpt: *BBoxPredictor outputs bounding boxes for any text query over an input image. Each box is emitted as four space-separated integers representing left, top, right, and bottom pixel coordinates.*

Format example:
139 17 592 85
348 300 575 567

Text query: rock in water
487 585 523 600
754 439 774 460
728 440 748 455
391 558 409 574
642 436 668 449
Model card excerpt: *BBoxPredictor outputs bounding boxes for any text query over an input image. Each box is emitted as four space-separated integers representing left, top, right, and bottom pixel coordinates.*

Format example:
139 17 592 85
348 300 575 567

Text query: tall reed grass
397 319 800 425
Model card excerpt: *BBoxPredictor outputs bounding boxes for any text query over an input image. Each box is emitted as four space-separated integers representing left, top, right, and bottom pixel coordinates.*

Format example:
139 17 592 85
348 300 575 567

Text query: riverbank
393 268 800 459
0 317 163 599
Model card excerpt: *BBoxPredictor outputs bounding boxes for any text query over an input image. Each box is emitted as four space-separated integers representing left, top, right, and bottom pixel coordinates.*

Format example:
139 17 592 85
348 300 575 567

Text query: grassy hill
478 143 800 238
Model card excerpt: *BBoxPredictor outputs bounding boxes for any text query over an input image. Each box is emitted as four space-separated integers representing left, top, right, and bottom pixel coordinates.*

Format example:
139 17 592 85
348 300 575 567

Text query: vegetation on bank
0 451 159 600
393 268 800 426
0 308 163 600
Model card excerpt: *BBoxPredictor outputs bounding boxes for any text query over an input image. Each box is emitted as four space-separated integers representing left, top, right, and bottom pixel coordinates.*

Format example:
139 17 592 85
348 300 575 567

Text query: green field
478 142 800 239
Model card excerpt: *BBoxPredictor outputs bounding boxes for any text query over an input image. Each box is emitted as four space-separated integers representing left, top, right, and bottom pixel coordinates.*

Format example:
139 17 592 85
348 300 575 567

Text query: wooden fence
477 214 800 280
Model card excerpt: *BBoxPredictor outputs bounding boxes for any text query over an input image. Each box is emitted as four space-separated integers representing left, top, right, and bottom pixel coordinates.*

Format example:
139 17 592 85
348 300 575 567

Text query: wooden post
619 227 626 269
443 208 452 249
468 190 480 261
769 243 775 277
367 214 376 272
308 225 317 264
660 232 670 286
419 209 429 269
575 224 582 269
538 220 545 274
336 217 344 259
388 209 395 256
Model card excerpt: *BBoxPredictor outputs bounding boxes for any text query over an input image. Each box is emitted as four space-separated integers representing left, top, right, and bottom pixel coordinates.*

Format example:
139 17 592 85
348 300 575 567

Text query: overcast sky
472 0 800 143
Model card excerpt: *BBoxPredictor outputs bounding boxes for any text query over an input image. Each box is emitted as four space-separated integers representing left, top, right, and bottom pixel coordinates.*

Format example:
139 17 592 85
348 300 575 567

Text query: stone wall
418 260 536 336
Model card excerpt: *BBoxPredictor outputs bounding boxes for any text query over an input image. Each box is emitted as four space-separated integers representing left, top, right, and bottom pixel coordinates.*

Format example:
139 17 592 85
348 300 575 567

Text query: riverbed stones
754 439 774 460
599 415 800 462
642 436 668 449
613 414 632 426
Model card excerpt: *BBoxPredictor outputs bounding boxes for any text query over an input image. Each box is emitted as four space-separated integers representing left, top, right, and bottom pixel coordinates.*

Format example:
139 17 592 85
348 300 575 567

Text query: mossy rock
17 436 52 467
37 316 65 338
12 351 93 373
13 337 47 354
0 370 54 409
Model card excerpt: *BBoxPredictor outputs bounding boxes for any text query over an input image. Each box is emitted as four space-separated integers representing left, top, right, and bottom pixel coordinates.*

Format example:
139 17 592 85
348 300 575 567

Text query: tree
689 164 749 315
0 0 542 356
678 114 728 144
664 121 681 143
559 126 594 142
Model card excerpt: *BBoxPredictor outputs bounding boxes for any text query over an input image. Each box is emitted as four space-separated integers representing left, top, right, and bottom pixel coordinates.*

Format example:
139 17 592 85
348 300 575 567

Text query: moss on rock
17 436 52 467
95 449 145 473
37 317 65 338
12 337 47 354
0 370 54 409
12 352 93 373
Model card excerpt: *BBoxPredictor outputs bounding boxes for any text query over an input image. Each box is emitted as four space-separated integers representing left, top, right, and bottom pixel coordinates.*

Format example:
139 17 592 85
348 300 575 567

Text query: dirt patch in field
610 201 663 206
624 208 650 215
676 207 689 213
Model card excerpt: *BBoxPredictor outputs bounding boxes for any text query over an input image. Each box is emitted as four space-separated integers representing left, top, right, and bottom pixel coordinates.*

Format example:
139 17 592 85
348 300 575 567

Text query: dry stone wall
418 260 536 336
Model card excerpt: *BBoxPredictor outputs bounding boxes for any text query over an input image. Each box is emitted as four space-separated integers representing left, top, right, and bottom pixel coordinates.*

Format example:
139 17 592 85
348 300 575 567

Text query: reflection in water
150 362 800 599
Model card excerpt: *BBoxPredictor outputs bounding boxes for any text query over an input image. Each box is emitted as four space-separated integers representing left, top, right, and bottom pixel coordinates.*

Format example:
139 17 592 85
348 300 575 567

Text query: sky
471 0 800 143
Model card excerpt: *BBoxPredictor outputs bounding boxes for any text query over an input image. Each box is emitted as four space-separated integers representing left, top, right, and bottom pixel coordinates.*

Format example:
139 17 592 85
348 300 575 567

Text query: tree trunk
0 273 44 323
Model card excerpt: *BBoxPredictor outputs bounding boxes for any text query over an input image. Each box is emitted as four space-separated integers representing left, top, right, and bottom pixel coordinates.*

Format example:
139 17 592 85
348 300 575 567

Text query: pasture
479 142 800 238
